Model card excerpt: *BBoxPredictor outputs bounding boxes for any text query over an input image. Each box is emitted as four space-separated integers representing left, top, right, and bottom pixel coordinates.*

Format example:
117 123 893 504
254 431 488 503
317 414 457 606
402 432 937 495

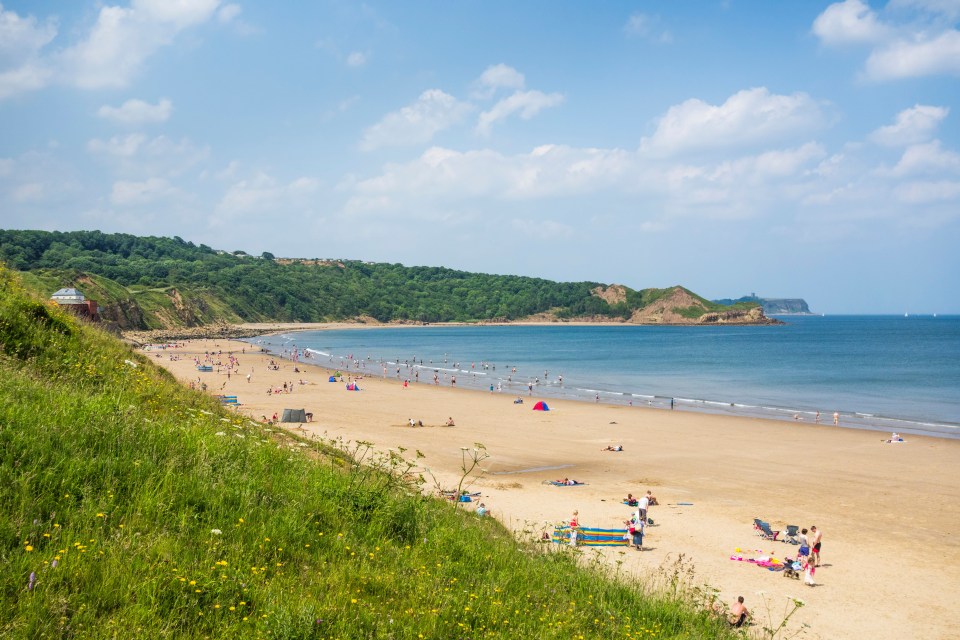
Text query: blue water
247 315 960 439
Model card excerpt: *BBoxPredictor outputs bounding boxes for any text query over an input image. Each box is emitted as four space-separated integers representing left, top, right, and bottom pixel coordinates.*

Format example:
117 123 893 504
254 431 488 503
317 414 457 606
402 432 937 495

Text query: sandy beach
146 336 960 639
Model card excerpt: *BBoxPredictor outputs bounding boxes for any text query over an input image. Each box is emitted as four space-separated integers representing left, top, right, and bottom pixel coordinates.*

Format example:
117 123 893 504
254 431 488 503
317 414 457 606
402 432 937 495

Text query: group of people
796 525 823 585
625 490 656 550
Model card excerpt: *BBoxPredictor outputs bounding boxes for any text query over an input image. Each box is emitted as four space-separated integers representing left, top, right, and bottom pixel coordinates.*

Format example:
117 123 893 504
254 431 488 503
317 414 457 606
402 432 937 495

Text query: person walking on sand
833 411 839 425
810 525 823 566
569 510 580 546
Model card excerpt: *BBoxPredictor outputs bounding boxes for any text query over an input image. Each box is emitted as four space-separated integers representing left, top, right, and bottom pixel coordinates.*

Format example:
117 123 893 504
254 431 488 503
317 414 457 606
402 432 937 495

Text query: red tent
532 401 550 411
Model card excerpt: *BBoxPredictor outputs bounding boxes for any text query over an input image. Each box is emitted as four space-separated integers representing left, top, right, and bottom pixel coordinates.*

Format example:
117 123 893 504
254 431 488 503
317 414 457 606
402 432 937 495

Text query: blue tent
328 376 337 382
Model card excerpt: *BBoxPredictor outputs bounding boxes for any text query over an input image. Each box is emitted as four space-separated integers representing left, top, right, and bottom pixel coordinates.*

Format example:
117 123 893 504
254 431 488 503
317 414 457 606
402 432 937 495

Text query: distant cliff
713 295 813 315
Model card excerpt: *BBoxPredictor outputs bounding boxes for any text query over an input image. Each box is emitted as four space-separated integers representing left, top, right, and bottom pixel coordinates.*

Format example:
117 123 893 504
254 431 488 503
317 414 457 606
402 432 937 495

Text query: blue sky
1 1 958 313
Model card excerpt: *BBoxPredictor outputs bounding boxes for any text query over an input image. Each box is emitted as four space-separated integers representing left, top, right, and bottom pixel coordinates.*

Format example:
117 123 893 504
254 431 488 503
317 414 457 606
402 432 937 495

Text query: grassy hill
0 229 763 330
0 264 737 638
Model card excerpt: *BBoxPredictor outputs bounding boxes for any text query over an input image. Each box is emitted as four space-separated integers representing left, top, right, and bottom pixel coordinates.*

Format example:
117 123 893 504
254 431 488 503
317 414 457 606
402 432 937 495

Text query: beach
147 336 960 639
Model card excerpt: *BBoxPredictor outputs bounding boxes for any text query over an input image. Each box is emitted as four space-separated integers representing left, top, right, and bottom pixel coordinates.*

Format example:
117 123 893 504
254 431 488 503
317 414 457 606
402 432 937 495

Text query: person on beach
445 417 455 427
645 490 658 506
637 491 650 522
476 503 488 517
631 510 645 549
729 596 749 627
624 493 637 506
803 555 817 586
833 411 839 425
798 528 810 560
602 445 623 451
810 525 823 566
569 510 580 546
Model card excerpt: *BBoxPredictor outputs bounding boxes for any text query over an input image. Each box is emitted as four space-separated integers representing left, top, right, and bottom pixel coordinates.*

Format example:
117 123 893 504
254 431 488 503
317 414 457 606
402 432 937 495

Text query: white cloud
864 30 960 80
476 89 564 136
888 140 960 176
110 177 178 205
623 13 672 43
640 88 825 156
132 0 221 29
471 64 525 99
217 3 242 23
13 182 44 202
215 173 319 222
812 0 890 45
88 133 147 158
0 4 56 100
346 51 368 67
870 105 949 146
97 97 173 125
0 61 53 100
58 0 221 90
814 0 960 81
359 89 473 150
894 180 960 203
88 134 209 176
0 3 57 65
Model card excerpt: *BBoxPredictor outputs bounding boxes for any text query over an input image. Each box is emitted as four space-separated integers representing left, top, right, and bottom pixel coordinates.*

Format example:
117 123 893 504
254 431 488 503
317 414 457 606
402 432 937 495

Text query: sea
246 315 960 440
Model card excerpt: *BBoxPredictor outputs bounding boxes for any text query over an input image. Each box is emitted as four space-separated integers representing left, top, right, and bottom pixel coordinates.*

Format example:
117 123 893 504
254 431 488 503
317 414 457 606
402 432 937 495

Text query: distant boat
904 313 909 318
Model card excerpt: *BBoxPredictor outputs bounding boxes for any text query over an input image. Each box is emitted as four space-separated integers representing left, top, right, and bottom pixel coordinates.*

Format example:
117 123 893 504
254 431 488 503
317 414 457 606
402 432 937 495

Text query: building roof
51 288 85 299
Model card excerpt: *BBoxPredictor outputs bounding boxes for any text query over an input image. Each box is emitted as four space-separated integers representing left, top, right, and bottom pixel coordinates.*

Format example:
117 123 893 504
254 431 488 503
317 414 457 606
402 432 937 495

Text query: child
797 528 810 561
569 510 580 547
803 555 816 586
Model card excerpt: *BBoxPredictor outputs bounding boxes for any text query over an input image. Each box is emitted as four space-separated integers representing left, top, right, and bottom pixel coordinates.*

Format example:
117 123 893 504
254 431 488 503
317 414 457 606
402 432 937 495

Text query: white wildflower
210 529 222 535
215 431 226 436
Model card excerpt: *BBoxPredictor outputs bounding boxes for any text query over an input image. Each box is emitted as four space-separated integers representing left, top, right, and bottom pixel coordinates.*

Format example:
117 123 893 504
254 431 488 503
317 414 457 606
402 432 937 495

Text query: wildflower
24 545 34 552
211 529 222 535
96 513 105 518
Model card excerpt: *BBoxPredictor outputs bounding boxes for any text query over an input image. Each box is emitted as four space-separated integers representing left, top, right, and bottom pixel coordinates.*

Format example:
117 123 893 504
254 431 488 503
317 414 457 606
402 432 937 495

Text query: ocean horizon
247 315 960 440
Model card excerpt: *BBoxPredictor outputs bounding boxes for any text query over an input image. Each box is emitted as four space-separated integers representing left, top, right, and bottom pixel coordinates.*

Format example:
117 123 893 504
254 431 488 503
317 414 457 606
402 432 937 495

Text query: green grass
0 265 739 639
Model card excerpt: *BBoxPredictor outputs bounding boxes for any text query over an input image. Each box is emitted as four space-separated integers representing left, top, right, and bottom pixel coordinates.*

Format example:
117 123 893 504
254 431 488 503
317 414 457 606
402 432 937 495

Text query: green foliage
0 265 740 639
1 230 638 326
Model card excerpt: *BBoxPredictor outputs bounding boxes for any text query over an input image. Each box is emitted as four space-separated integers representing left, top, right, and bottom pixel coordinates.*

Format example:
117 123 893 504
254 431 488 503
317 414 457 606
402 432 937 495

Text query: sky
1 0 959 314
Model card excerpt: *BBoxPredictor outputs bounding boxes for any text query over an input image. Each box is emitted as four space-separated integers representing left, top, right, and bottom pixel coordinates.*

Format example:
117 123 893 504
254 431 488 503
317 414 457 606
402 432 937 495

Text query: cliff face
712 295 813 315
629 288 780 325
760 298 812 315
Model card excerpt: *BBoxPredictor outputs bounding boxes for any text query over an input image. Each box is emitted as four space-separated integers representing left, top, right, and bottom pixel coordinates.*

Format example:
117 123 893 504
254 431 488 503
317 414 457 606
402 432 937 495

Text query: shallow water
247 315 960 439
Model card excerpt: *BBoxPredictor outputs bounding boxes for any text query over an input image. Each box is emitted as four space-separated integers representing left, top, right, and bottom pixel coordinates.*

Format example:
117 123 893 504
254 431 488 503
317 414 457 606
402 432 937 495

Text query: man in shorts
810 525 823 566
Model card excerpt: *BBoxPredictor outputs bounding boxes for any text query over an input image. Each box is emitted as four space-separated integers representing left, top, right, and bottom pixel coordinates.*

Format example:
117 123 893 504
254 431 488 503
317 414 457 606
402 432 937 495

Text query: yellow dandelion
25 545 34 552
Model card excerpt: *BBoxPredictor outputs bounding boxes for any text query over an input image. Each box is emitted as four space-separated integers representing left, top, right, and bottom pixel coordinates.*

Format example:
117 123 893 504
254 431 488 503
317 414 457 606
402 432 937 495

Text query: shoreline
147 337 960 640
119 314 783 345
245 329 960 442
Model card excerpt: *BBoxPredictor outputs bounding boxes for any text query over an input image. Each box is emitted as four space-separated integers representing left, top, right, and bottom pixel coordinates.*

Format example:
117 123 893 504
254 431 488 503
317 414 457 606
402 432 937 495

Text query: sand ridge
148 338 960 640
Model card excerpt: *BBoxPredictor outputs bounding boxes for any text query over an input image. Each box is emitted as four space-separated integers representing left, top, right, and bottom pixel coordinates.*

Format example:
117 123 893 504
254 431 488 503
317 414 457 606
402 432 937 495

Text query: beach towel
551 525 628 547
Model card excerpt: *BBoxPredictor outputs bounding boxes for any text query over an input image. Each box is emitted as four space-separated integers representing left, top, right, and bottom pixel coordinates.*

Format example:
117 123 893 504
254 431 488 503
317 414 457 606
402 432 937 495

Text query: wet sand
148 337 960 639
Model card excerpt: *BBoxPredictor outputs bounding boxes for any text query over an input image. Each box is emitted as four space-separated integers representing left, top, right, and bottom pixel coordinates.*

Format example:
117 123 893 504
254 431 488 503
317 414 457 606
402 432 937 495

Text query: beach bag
628 525 636 535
